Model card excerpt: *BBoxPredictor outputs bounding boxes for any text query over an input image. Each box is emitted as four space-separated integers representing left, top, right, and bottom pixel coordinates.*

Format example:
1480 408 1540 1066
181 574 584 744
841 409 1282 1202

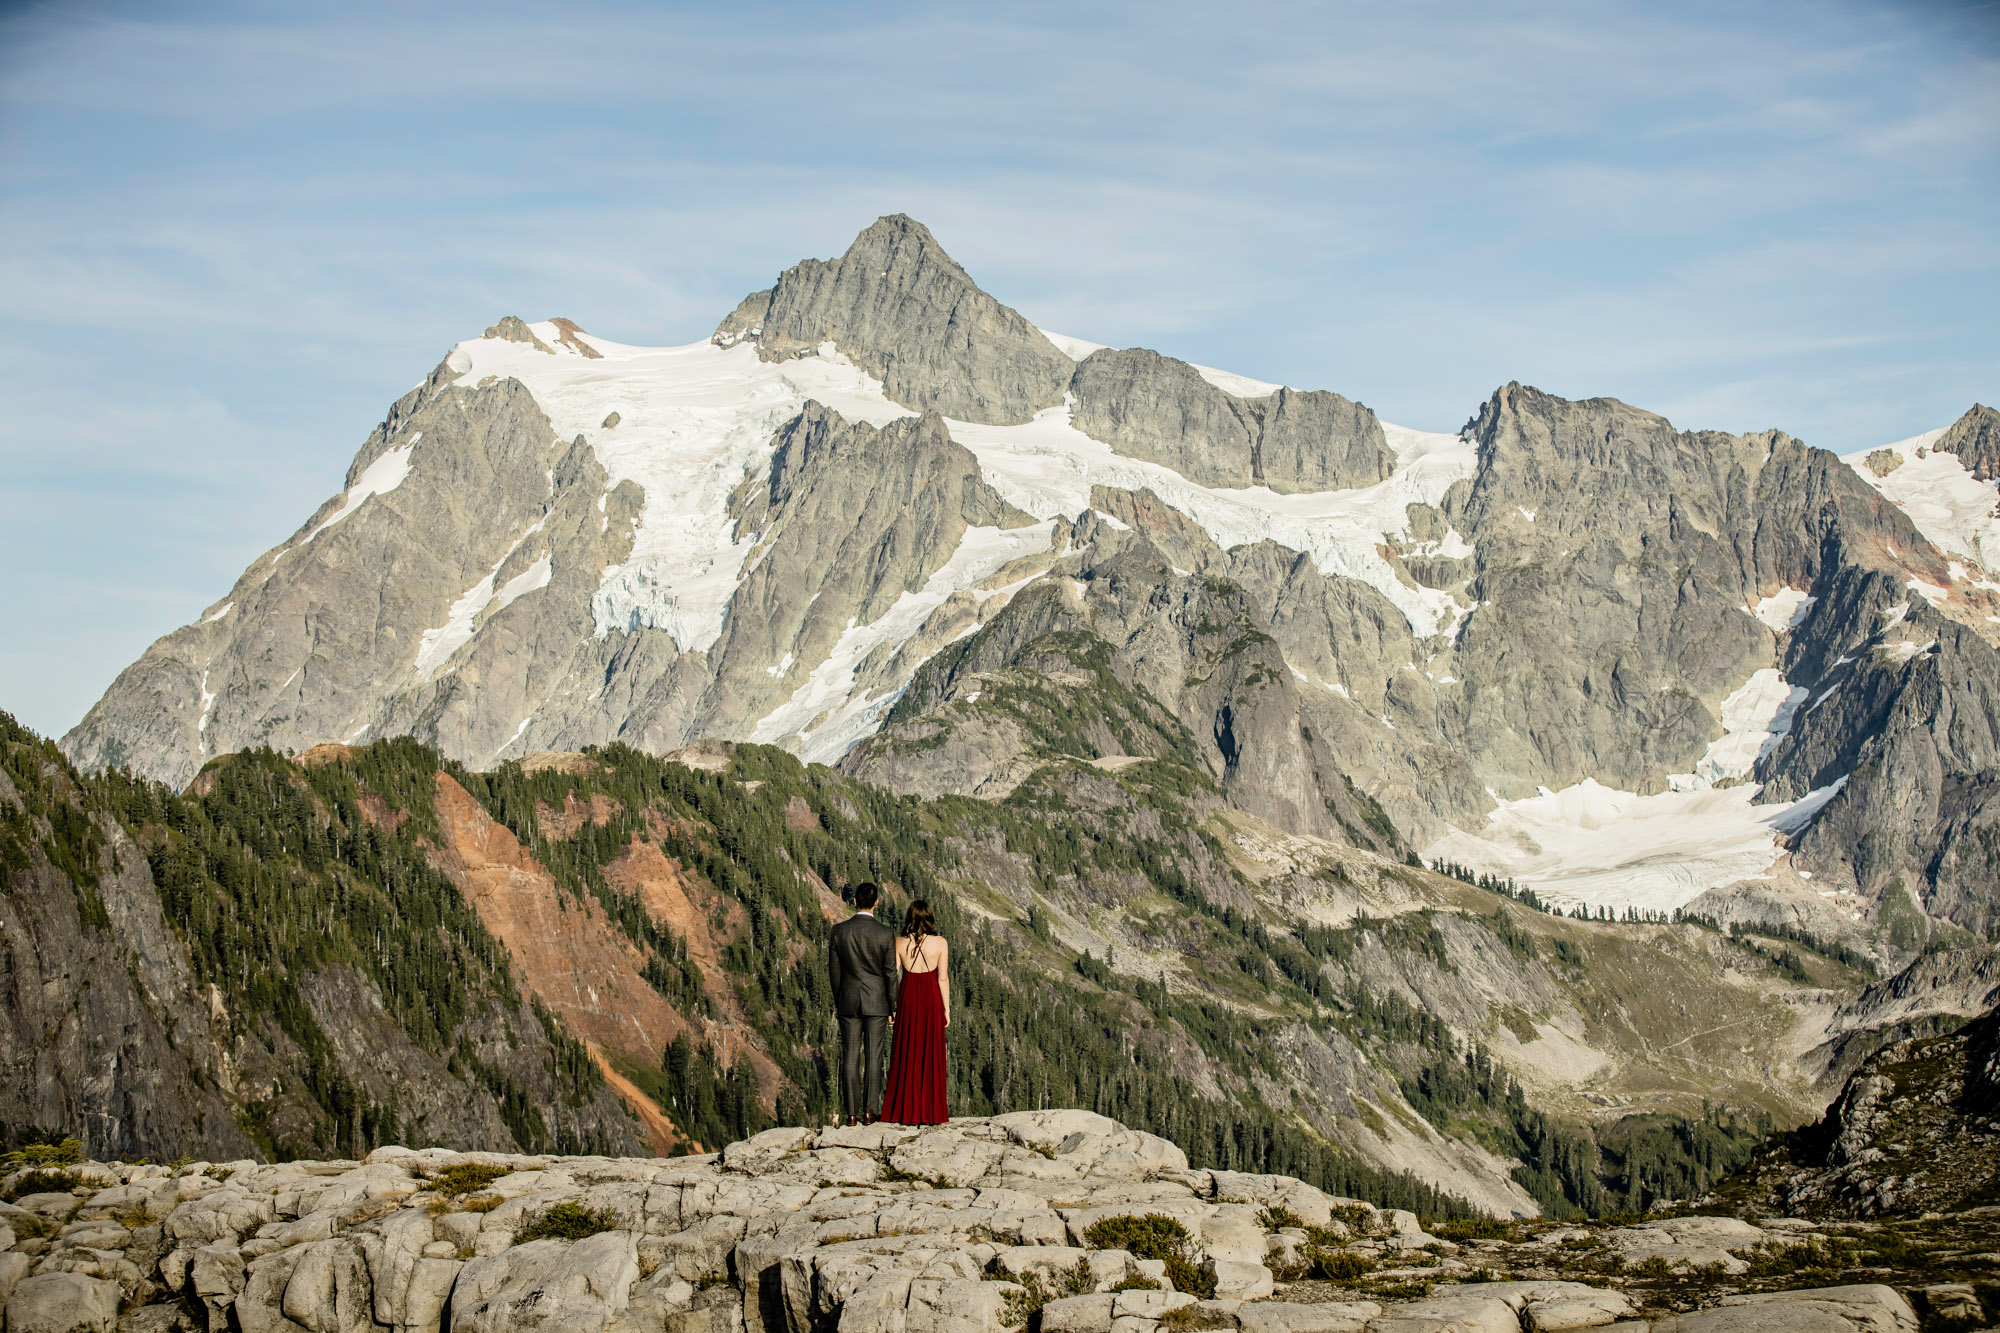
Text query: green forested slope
4 709 1791 1215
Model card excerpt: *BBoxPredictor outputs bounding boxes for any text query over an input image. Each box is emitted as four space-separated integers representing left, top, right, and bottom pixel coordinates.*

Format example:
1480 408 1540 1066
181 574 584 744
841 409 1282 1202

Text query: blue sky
2 0 1995 737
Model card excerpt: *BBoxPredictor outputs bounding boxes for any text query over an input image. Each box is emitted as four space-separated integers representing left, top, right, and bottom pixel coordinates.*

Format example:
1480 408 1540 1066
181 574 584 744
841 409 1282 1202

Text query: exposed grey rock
713 215 1074 425
485 318 555 355
1738 1004 2000 1218
1234 1303 1380 1333
0 764 251 1162
1651 1283 1916 1332
454 1231 639 1333
1068 348 1391 492
6 1272 122 1333
702 404 1036 743
1933 403 2000 481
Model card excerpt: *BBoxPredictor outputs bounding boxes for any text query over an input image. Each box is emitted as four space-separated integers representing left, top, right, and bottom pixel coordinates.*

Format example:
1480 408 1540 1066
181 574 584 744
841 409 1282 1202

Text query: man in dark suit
828 882 898 1126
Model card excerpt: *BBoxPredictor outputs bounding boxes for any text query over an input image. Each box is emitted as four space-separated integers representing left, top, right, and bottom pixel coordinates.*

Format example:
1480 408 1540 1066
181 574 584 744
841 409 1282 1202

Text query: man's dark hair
852 882 880 910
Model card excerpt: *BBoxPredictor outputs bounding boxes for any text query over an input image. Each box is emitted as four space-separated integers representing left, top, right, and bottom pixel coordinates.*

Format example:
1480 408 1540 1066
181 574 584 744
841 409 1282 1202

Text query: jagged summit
714 213 1076 425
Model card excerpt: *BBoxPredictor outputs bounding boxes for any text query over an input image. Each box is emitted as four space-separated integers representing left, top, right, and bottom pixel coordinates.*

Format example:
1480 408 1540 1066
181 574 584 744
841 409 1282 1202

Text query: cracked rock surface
0 1112 1925 1333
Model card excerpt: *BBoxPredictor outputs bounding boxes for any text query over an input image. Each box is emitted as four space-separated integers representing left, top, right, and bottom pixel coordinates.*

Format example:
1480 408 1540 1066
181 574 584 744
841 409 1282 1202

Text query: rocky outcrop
61 357 591 791
1729 1004 2000 1218
705 405 1037 742
1068 349 1391 493
0 729 250 1162
1934 402 2000 480
10 1112 1937 1333
713 215 1074 425
849 518 1400 847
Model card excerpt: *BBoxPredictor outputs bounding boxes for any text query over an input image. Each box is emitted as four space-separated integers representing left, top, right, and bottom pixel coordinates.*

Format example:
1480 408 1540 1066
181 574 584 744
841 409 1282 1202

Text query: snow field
447 325 907 655
1843 427 2000 579
1423 777 1848 915
945 409 1476 637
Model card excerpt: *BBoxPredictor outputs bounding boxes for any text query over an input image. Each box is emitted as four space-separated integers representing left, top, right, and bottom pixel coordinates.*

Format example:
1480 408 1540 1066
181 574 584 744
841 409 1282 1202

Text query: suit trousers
839 1014 887 1122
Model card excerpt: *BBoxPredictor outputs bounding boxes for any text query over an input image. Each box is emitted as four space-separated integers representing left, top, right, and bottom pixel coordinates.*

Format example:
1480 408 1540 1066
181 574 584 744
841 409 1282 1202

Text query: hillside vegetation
1 711 1856 1216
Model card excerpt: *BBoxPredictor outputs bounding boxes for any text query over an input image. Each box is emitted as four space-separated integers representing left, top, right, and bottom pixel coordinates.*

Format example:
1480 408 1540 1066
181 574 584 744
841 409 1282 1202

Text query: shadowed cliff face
0 730 250 1162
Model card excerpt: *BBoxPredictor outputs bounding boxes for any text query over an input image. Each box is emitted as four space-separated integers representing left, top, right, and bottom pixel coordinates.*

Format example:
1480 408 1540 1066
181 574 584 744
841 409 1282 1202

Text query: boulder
452 1230 641 1333
904 1276 1011 1333
1207 1260 1274 1301
1652 1284 1918 1332
6 1272 122 1333
1234 1300 1380 1333
1040 1293 1115 1333
1366 1292 1520 1333
1111 1290 1194 1320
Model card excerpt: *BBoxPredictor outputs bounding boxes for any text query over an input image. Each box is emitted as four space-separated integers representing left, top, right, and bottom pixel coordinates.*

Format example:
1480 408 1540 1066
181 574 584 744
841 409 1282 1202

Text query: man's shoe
862 1114 878 1126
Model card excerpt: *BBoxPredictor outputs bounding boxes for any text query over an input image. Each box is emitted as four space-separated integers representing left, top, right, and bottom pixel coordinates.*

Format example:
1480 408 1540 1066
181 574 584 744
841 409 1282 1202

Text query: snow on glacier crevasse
446 325 906 654
1423 777 1848 915
945 408 1476 637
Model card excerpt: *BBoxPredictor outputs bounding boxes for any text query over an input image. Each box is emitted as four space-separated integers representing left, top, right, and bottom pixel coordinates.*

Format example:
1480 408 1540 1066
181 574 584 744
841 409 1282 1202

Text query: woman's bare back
899 936 946 973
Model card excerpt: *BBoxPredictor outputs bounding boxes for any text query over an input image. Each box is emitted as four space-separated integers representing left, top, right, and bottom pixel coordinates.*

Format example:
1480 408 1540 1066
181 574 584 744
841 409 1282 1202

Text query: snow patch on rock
751 521 1059 763
303 442 417 543
447 326 906 654
1844 427 2000 577
946 410 1476 636
1750 587 1815 631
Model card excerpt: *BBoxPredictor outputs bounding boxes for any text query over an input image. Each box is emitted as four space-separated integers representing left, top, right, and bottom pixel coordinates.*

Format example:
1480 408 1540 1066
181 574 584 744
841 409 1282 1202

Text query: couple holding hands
826 883 949 1127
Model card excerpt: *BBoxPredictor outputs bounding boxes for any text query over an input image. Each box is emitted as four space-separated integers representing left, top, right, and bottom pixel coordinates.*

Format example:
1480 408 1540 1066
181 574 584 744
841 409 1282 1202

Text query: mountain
57 216 2000 958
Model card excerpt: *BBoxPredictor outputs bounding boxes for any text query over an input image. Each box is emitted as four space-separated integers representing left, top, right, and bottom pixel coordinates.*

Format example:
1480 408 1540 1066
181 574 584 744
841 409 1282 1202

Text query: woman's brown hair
902 898 937 945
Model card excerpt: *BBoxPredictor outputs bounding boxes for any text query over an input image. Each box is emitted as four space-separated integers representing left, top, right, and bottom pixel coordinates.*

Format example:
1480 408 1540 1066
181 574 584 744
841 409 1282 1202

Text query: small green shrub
1256 1204 1305 1231
1082 1214 1214 1299
1637 1255 1674 1276
464 1194 504 1214
1303 1248 1376 1282
5 1168 79 1200
1431 1217 1519 1243
6 1213 56 1241
203 1165 235 1182
1082 1214 1193 1257
1109 1276 1160 1292
998 1257 1094 1321
1331 1203 1377 1234
513 1202 617 1244
427 1162 513 1199
2 1139 82 1168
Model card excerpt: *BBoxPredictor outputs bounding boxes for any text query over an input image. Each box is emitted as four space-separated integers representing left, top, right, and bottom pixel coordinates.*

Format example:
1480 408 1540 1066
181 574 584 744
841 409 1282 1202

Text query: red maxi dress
879 943 948 1125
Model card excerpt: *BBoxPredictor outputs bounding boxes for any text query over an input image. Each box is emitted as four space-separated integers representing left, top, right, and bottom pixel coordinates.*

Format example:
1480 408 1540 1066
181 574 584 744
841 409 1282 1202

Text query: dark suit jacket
829 912 898 1018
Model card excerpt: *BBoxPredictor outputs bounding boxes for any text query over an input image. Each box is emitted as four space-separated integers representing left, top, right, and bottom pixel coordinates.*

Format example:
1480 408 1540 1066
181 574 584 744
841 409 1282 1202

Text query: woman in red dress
879 899 949 1125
